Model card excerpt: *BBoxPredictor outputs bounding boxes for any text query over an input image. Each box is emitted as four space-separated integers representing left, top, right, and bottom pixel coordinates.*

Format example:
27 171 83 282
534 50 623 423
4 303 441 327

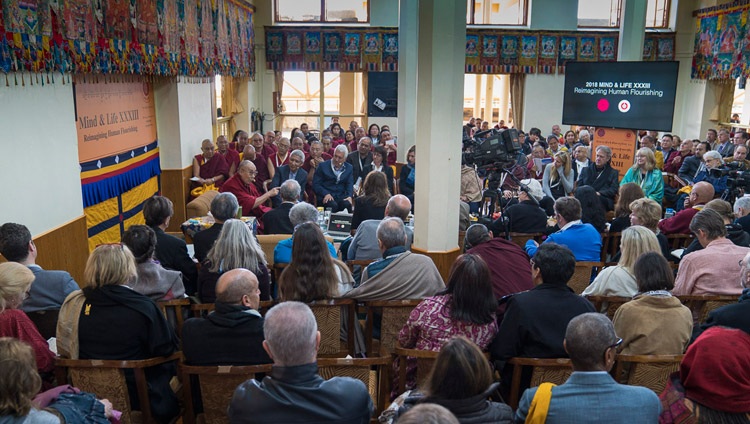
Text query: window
578 0 670 29
467 0 528 26
279 71 365 135
275 0 369 23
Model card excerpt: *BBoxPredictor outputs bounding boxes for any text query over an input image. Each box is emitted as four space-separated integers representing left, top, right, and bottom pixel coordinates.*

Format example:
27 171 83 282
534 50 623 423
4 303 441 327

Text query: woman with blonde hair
542 151 574 200
198 219 271 303
0 262 54 376
629 198 671 258
57 244 179 423
621 147 664 203
582 225 661 297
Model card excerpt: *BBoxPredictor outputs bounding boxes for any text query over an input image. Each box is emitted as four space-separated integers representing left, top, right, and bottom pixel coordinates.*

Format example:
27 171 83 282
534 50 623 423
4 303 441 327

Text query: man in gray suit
515 313 660 423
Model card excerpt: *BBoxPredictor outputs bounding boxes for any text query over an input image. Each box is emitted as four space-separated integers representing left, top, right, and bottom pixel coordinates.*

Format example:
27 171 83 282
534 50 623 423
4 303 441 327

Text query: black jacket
692 289 750 342
151 226 198 295
346 151 373 184
499 200 548 234
399 382 513 424
577 162 619 211
263 202 295 235
192 222 223 263
182 302 271 365
229 363 373 423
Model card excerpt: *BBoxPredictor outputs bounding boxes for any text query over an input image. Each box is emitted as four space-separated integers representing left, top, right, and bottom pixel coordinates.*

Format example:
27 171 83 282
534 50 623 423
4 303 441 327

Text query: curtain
509 73 526 130
710 79 735 123
361 72 368 123
274 70 285 129
221 76 244 137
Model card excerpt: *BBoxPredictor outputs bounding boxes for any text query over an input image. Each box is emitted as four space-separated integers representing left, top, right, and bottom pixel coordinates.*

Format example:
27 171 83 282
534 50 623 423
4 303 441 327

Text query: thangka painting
382 32 398 71
480 34 498 73
519 35 537 73
323 32 342 70
693 4 750 80
465 34 479 72
305 31 322 71
558 36 576 73
362 32 381 71
538 34 557 74
599 36 617 62
343 33 361 71
500 35 519 73
578 36 597 62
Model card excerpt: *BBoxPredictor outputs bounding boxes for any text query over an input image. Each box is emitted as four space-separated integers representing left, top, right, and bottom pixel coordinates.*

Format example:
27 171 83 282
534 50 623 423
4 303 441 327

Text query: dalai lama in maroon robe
220 160 279 232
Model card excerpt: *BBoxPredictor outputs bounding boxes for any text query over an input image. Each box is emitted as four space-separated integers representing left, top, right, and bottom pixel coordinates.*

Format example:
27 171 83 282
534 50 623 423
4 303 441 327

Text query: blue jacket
515 372 660 424
313 160 353 200
274 237 338 264
269 165 308 207
525 223 601 261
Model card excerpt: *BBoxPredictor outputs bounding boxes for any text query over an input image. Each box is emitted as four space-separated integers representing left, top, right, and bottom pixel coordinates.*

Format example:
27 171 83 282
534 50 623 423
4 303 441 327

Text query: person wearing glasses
515 313 660 423
220 160 280 231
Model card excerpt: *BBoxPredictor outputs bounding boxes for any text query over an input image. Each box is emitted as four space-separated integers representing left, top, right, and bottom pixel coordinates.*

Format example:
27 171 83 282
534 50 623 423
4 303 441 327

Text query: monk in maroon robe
192 139 229 189
220 160 279 233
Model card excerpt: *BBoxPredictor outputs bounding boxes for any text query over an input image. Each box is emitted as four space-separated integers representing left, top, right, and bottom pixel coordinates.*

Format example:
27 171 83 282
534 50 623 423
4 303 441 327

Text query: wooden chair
157 298 191 338
507 232 545 250
181 363 273 424
393 346 440 394
27 308 60 340
55 353 181 424
676 294 739 325
362 300 422 357
309 298 356 357
614 354 683 394
272 262 288 282
345 259 376 273
458 230 466 250
190 303 215 318
600 232 622 264
666 233 694 250
318 356 392 417
256 234 290 267
568 262 604 295
584 295 632 319
506 357 573 410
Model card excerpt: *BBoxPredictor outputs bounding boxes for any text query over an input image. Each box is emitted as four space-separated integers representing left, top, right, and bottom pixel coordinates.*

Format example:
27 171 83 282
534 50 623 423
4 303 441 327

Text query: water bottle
317 207 325 229
665 208 675 219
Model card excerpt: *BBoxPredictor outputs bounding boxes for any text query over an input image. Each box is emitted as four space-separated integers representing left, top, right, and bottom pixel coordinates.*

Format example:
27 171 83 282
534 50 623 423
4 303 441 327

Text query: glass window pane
281 71 321 113
277 0 320 22
472 0 526 25
646 0 669 28
326 0 368 22
578 0 619 27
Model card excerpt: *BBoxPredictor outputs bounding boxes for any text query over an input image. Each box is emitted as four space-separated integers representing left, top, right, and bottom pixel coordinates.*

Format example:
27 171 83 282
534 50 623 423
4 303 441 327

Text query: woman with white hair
620 147 664 203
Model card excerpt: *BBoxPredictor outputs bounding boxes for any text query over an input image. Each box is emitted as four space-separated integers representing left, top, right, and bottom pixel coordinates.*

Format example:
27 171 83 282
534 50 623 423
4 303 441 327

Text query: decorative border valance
692 2 750 80
265 26 674 75
0 0 255 80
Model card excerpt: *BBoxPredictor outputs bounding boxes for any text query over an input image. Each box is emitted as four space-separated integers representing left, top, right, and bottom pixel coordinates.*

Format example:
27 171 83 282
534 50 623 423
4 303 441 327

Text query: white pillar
498 75 510 124
484 74 494 122
618 0 648 61
413 0 466 251
397 0 419 159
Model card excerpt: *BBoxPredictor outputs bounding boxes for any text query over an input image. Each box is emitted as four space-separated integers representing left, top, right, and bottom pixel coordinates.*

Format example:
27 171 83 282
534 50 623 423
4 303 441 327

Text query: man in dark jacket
192 192 239 262
229 301 373 423
262 180 299 235
182 269 271 365
577 145 619 211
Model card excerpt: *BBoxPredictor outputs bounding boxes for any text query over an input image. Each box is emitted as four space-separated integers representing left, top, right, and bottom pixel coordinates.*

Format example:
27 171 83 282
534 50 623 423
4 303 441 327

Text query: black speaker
367 72 398 117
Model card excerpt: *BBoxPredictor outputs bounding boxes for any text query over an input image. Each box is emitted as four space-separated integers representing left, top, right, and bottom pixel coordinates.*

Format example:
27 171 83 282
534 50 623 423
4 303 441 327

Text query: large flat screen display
562 61 679 132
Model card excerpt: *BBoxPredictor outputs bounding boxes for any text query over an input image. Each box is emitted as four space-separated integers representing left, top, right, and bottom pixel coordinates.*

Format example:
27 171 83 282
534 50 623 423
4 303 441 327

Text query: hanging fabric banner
304 31 322 71
362 32 382 71
599 36 617 62
578 36 598 62
465 34 480 73
692 3 750 80
343 33 361 71
382 31 398 71
519 34 538 73
500 34 520 73
323 31 342 71
480 34 498 74
538 34 558 74
558 35 576 73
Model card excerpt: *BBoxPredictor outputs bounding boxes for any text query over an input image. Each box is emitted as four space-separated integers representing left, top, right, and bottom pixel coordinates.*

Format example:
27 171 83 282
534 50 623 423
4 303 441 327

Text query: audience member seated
572 145 590 182
400 146 416 208
221 161 279 231
0 223 78 314
122 225 185 301
664 138 694 174
266 136 291 180
542 151 574 200
525 197 602 261
229 302 373 423
546 134 568 156
495 179 548 234
198 220 271 303
678 141 709 185
692 251 750 340
230 130 248 153
629 198 671 258
736 196 750 234
464 224 533 319
192 192 239 262
0 338 113 423
241 144 270 193
515 313 660 423
681 199 750 257
347 137 374 190
490 243 595 397
674 209 750 296
344 218 444 302
575 186 607 233
640 134 665 170
378 129 399 166
274 203 337 264
392 337 512 424
352 172 390 230
0 263 54 376
143 195 198 296
260 131 279 159
715 128 735 157
263 180 299 235
215 135 240 176
398 255 499 391
313 145 354 213
269 149 307 207
612 252 692 355
689 150 728 199
371 145 395 194
609 183 644 233
303 140 332 204
621 147 664 204
659 327 750 423
582 226 660 297
526 143 549 181
182 269 271 365
192 138 229 189
397 404 459 424
725 144 750 171
57 244 179 424
660 134 678 165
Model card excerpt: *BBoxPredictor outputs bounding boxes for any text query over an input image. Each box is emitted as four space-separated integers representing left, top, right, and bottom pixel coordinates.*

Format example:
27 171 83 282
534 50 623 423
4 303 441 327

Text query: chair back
317 356 392 416
308 299 356 357
676 295 739 325
614 354 683 394
27 309 60 340
568 262 603 295
55 353 181 424
345 259 376 273
600 232 622 264
666 234 694 250
190 303 215 318
507 233 545 250
363 300 422 357
181 363 273 424
157 298 191 338
584 295 632 319
393 347 440 394
506 357 572 410
256 234 290 267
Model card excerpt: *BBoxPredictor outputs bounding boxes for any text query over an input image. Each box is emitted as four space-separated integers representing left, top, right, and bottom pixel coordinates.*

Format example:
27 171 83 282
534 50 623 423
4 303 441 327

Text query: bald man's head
242 144 256 160
692 181 715 204
216 268 260 309
385 195 412 221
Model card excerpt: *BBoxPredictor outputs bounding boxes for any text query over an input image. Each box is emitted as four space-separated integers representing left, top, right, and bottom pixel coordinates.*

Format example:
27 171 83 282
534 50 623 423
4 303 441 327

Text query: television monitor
562 61 679 132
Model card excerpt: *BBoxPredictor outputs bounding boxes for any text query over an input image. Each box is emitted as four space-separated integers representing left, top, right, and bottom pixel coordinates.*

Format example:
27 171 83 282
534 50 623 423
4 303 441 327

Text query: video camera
709 165 750 204
462 128 522 168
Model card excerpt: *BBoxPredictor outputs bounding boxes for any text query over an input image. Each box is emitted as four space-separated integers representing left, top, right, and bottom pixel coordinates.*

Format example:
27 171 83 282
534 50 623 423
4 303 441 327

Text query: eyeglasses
603 337 623 356
529 259 536 268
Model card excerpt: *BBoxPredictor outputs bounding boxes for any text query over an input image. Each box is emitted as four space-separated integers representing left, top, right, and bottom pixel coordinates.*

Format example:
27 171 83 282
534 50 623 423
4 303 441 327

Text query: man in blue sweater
525 197 601 261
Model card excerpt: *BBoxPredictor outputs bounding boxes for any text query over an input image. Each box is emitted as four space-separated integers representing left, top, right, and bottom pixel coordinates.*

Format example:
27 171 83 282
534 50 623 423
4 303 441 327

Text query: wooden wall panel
161 166 193 232
410 247 461 283
0 216 88 286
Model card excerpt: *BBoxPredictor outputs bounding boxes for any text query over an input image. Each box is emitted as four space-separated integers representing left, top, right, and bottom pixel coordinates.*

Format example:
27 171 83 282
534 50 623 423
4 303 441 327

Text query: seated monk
193 139 229 189
220 160 279 231
242 145 270 193
216 135 240 176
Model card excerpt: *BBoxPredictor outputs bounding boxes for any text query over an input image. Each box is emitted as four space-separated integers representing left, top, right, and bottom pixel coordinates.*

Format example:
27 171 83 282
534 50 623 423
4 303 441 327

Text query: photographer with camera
693 150 729 195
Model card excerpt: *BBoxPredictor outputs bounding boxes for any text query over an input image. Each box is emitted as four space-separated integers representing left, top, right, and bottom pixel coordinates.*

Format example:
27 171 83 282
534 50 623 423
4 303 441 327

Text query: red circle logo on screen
618 100 631 113
597 98 609 112
597 129 606 137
